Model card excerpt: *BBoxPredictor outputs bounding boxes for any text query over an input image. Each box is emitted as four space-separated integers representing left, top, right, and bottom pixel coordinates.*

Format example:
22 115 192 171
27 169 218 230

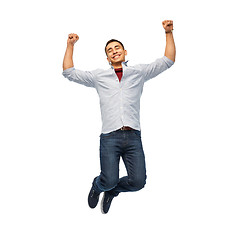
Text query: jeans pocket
133 130 141 138
100 131 116 138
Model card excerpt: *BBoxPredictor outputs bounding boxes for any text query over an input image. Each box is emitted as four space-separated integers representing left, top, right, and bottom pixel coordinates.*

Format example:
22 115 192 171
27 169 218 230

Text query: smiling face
106 41 127 69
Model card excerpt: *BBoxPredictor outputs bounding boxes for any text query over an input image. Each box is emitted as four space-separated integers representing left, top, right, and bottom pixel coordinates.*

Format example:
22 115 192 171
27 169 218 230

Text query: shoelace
91 190 97 198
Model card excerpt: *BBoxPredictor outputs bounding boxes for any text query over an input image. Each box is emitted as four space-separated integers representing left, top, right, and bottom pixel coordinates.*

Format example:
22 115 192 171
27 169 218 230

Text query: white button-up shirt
62 56 174 133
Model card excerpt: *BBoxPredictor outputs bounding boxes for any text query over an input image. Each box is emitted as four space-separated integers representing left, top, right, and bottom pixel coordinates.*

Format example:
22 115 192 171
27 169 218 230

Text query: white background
1 0 240 239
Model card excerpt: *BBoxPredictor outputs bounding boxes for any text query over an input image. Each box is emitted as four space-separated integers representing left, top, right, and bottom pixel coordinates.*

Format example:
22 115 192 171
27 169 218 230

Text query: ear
125 50 127 56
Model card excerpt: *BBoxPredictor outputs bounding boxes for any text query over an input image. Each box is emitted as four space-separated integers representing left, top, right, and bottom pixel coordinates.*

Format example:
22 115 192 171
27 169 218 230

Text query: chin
112 59 125 64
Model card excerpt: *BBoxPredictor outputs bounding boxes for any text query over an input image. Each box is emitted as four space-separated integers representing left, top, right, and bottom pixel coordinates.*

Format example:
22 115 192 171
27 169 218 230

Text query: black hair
105 39 124 55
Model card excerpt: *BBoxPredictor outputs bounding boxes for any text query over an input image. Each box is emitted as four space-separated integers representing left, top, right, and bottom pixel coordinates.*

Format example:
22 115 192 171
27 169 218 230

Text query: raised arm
162 20 176 62
63 33 79 71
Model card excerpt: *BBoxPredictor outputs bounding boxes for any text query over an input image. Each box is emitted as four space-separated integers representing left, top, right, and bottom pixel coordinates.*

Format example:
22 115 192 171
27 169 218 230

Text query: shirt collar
110 60 129 69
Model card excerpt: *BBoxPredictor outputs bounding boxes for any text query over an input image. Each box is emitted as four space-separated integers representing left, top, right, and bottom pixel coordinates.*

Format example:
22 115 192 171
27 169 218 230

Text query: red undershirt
115 68 123 82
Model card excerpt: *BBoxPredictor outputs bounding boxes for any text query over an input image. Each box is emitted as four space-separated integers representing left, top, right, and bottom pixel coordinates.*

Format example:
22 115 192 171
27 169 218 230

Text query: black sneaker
88 187 100 209
101 192 115 214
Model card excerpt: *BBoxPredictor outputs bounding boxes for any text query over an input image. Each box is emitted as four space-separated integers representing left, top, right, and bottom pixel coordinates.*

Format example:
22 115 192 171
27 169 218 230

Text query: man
62 20 176 214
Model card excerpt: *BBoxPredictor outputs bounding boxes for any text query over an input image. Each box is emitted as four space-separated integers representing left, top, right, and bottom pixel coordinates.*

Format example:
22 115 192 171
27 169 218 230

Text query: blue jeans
92 129 146 197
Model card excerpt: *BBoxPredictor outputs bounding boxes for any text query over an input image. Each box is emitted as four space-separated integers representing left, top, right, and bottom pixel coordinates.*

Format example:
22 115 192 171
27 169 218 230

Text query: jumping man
62 20 176 214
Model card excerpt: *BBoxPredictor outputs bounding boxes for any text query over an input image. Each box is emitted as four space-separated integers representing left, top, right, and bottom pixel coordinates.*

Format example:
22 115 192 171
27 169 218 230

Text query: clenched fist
162 20 174 33
67 33 79 46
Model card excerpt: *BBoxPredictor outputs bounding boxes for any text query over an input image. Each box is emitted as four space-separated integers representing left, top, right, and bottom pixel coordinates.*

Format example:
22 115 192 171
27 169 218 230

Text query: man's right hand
63 33 79 70
67 33 79 46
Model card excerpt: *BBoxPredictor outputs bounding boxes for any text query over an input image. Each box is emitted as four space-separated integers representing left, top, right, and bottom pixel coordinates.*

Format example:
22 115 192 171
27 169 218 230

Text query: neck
111 62 123 69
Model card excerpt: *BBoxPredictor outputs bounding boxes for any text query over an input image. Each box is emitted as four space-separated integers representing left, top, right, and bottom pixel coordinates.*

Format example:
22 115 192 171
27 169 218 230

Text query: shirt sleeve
140 56 174 82
62 67 95 88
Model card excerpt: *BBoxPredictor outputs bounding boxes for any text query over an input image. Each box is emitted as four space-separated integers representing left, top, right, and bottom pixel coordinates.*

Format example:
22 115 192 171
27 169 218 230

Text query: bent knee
129 176 146 191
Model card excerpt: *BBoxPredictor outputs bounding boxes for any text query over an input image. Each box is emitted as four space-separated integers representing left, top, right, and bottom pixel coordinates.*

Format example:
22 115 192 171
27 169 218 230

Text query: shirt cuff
163 56 174 68
62 67 75 78
63 67 75 73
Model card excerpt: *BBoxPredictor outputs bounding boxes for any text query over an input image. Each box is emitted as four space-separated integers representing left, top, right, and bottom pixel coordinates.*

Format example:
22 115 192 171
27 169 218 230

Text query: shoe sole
101 192 106 214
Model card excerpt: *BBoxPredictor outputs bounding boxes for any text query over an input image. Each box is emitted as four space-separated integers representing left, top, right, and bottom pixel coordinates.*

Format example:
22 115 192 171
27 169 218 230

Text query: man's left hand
162 20 174 33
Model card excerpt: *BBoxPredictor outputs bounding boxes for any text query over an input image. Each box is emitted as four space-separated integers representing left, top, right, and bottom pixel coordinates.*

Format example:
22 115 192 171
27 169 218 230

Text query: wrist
165 29 173 34
67 43 74 49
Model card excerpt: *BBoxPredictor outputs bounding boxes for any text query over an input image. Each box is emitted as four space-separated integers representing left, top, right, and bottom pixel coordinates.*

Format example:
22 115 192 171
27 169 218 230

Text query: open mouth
112 54 121 59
